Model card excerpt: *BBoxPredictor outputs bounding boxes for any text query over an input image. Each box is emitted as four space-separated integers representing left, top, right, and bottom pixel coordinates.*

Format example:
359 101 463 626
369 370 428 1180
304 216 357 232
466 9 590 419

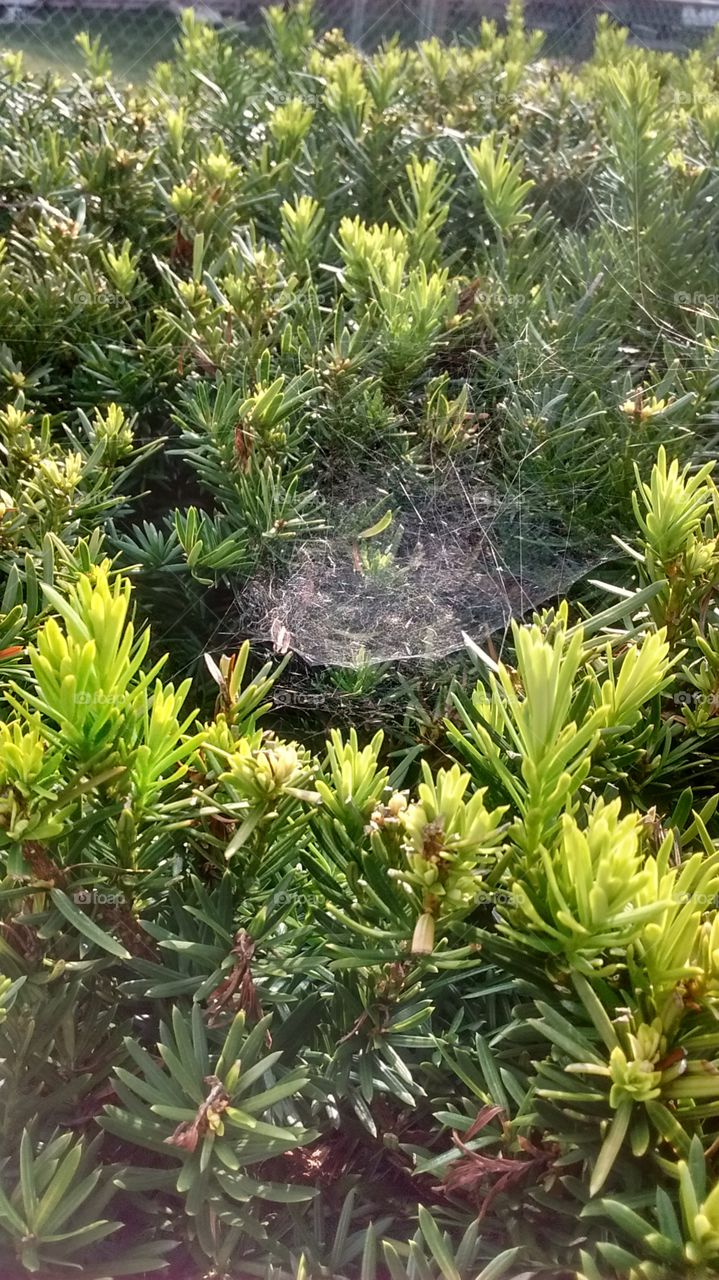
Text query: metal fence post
349 0 368 45
418 0 444 40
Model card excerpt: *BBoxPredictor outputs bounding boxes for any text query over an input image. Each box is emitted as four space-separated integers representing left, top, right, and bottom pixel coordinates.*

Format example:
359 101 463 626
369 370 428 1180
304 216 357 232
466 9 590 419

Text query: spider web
241 434 601 668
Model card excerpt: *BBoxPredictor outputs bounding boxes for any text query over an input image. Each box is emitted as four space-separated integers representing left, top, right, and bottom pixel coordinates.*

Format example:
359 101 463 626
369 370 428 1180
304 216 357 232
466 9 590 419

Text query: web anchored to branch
243 450 600 667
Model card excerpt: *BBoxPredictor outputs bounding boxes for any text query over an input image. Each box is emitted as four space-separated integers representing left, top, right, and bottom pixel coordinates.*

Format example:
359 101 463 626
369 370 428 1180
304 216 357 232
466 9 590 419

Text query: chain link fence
0 1 716 79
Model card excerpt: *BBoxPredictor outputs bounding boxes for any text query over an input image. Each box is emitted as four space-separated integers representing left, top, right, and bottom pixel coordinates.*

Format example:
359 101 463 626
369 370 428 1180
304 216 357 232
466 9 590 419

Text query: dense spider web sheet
242 457 600 667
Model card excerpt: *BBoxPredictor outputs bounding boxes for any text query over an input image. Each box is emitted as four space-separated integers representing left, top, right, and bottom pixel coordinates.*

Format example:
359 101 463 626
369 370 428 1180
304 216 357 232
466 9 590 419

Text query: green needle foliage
0 0 717 659
4 3 719 1278
0 433 719 1277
